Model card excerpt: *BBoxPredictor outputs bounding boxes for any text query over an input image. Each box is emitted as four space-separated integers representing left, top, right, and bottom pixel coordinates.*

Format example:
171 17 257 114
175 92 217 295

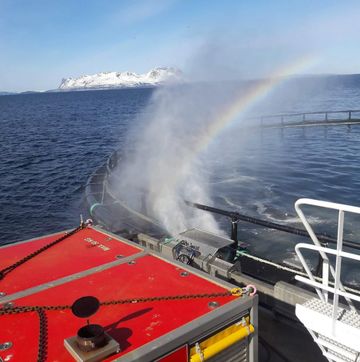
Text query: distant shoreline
2 73 360 96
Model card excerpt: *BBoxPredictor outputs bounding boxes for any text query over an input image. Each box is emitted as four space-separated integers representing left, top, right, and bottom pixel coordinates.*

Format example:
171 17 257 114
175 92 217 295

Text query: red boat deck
0 226 252 362
0 227 141 295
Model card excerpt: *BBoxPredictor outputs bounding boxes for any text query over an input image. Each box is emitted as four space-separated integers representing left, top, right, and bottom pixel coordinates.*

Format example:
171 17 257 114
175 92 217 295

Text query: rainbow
193 55 319 156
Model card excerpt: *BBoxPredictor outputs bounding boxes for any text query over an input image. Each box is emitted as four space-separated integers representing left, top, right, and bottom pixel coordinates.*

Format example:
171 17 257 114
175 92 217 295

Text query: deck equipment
0 225 258 362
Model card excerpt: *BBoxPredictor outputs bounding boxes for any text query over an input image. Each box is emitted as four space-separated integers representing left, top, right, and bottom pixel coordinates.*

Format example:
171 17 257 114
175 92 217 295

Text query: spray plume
110 55 318 236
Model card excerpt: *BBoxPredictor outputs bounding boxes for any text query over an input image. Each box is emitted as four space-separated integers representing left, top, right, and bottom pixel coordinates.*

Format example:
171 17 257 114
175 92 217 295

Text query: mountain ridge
58 67 182 90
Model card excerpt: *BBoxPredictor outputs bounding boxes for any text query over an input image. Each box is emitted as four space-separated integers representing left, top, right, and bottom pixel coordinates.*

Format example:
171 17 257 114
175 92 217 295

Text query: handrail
294 199 360 331
256 109 360 119
295 243 360 333
242 109 360 128
295 243 360 301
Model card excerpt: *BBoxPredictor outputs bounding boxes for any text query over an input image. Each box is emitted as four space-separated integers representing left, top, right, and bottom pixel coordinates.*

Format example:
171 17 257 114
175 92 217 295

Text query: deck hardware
106 237 113 241
65 295 120 359
208 301 219 309
116 255 124 259
0 292 6 298
71 296 100 319
180 271 189 277
71 296 105 352
3 302 14 309
77 324 106 352
185 200 360 250
128 260 136 265
0 342 12 351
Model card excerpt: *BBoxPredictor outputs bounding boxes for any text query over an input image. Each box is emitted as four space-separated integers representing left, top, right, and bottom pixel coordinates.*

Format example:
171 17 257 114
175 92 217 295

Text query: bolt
0 342 12 351
208 301 220 309
3 302 14 309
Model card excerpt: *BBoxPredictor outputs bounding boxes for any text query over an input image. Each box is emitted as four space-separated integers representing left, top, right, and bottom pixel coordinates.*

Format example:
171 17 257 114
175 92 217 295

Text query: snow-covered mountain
58 67 182 90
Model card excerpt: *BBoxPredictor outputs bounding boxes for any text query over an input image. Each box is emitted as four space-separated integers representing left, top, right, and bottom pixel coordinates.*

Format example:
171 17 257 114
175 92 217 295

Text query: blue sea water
1 76 360 270
0 88 152 244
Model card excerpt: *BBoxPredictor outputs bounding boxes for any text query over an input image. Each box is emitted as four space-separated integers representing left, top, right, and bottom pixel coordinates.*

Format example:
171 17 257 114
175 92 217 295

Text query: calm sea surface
1 77 360 282
0 88 152 244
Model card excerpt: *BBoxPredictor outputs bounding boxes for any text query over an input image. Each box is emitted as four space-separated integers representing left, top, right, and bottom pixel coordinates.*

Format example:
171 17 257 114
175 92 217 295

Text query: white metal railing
252 109 360 127
294 198 360 331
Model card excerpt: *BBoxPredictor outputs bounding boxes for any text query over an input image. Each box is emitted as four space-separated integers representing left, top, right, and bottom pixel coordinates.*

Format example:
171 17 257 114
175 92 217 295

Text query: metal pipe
231 220 238 245
184 201 360 250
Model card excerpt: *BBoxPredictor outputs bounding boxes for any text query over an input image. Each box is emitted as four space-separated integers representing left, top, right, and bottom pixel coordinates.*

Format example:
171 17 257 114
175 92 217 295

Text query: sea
1 76 360 283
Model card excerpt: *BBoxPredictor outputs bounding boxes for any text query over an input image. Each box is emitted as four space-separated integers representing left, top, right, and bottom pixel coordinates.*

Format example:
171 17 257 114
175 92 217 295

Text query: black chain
0 291 234 316
0 290 236 362
100 291 233 306
36 308 48 362
0 225 84 281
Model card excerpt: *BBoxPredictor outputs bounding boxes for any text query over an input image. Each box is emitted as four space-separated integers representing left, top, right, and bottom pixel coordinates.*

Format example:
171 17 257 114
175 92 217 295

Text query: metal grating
323 350 353 362
303 299 360 328
318 334 357 355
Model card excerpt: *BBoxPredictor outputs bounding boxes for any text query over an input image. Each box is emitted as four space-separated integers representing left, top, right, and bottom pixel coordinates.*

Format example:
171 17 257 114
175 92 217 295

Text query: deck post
231 219 238 246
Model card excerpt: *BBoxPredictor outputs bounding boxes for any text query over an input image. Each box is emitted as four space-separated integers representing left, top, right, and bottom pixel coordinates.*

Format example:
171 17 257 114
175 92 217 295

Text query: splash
112 55 319 236
155 55 319 213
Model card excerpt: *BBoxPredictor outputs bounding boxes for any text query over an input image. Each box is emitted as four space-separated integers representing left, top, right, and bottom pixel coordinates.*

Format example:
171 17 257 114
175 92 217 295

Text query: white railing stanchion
295 243 360 303
294 200 360 360
322 258 329 303
295 199 357 311
332 210 344 332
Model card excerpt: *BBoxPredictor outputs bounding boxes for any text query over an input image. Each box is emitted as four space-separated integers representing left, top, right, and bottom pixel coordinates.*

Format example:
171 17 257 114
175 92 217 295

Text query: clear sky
1 0 360 92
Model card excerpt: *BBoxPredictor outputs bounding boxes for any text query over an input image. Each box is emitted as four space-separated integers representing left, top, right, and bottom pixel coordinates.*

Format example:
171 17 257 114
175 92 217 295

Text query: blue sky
1 0 360 92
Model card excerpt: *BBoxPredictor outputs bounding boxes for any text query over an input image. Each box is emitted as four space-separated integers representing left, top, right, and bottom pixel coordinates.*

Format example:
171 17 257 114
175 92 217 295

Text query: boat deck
0 227 142 296
0 226 256 361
